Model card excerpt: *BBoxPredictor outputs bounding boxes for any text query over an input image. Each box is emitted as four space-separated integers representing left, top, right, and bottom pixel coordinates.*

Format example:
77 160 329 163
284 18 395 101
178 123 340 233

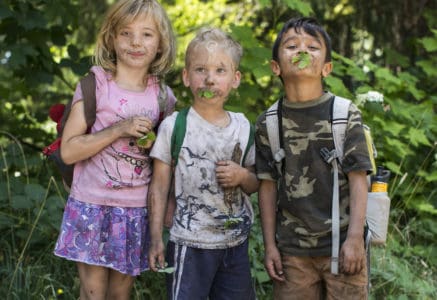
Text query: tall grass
369 210 437 299
1 135 436 299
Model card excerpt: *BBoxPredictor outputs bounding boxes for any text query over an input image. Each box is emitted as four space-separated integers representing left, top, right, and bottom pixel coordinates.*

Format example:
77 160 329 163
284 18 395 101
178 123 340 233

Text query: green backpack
170 107 255 166
163 107 255 228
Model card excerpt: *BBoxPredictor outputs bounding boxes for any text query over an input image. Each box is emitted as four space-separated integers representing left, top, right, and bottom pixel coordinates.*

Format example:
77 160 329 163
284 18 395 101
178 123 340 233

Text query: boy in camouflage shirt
255 17 372 299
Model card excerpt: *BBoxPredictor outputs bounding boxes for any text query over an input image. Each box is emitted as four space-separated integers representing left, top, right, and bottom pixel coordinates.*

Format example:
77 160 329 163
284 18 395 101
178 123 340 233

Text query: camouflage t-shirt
255 92 372 256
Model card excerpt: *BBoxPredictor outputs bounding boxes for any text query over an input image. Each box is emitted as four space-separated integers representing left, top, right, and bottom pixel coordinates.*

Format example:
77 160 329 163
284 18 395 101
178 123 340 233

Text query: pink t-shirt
69 66 176 207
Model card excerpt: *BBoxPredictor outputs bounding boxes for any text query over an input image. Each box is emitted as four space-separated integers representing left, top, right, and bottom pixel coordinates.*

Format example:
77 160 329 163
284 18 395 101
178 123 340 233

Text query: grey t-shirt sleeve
149 112 176 165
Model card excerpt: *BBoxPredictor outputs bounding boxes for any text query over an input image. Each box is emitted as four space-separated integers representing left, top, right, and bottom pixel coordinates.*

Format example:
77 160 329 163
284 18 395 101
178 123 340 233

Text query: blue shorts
165 239 255 300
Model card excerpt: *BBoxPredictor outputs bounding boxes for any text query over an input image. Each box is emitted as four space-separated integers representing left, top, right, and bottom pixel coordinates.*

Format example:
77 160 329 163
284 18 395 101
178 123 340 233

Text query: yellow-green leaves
224 217 243 229
292 52 311 69
137 131 156 148
198 90 215 99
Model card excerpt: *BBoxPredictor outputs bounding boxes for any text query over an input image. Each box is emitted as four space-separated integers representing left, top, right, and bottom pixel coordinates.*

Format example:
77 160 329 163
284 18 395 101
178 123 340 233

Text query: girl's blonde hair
185 28 243 70
94 0 176 79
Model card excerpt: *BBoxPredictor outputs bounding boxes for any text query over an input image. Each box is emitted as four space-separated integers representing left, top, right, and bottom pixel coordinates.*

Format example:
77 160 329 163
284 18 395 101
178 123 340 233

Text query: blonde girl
54 0 176 299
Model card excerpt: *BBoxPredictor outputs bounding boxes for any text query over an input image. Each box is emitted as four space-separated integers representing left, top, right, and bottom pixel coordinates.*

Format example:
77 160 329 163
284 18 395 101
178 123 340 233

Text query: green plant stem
8 177 53 294
0 131 30 184
1 145 12 207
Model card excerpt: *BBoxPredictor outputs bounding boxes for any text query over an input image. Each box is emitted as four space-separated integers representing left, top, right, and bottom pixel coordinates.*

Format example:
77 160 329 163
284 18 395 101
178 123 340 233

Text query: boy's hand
148 239 166 272
339 236 366 275
264 244 285 282
216 160 242 188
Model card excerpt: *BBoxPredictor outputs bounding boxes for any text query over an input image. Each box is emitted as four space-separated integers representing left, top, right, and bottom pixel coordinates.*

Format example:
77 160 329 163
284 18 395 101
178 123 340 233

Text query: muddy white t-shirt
150 107 254 249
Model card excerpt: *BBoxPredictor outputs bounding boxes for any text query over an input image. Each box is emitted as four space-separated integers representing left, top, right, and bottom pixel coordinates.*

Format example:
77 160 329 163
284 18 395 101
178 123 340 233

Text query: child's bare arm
60 100 153 164
340 170 367 275
258 179 285 282
148 159 172 271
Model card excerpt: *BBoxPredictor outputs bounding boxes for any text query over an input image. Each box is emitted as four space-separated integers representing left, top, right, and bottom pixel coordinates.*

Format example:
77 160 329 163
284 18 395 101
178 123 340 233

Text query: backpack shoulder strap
331 96 351 162
80 72 97 129
242 122 255 165
170 107 190 166
60 72 96 134
265 99 285 175
321 95 352 275
157 80 169 121
333 96 376 173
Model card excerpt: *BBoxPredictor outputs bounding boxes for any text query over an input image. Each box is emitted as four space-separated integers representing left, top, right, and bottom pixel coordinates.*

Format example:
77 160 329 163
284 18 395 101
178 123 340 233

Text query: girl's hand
116 116 153 138
148 239 166 272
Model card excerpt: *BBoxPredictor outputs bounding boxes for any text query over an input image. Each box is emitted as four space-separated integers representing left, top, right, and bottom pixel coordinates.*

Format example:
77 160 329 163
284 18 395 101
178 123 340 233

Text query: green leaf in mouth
291 52 311 69
198 90 215 99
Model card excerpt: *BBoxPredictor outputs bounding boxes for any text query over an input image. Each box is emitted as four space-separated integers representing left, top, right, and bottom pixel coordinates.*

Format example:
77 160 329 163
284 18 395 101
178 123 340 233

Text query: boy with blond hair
148 28 258 299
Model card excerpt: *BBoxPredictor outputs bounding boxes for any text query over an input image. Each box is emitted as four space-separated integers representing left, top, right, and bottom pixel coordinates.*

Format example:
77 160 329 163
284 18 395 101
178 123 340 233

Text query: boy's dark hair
272 17 332 63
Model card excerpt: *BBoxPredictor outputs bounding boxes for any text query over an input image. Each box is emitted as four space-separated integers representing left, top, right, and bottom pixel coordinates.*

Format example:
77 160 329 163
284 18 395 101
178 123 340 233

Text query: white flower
367 91 384 102
357 91 384 103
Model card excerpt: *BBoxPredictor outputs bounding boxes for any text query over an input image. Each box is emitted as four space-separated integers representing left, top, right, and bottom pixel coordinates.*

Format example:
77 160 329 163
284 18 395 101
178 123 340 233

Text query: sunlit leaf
417 60 437 77
407 128 432 147
420 37 437 52
414 202 437 215
384 161 401 174
283 0 313 16
324 76 351 98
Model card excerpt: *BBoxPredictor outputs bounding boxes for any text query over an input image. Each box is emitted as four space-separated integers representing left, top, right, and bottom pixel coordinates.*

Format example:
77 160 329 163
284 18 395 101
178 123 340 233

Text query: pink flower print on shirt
118 98 128 113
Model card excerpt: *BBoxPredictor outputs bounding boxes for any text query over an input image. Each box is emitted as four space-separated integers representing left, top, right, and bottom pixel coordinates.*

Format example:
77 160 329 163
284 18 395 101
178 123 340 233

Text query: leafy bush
1 0 436 299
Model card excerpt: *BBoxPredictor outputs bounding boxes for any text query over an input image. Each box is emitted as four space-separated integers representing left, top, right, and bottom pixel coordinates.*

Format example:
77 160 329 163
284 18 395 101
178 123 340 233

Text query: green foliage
249 195 272 298
1 0 436 299
370 211 437 299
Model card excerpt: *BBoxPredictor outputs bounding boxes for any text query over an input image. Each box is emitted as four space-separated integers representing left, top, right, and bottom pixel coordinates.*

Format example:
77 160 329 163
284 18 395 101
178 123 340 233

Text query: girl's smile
114 16 161 72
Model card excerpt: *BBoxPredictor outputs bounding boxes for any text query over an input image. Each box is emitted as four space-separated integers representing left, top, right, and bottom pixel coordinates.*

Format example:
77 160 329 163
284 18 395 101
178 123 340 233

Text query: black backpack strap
277 97 284 151
80 72 97 129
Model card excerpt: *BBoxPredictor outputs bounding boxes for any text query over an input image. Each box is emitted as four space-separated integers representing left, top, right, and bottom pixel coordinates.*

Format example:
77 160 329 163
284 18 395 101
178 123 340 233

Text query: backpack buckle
273 148 285 163
320 147 338 164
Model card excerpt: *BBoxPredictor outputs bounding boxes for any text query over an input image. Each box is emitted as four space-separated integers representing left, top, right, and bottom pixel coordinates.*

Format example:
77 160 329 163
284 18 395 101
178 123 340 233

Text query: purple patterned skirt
54 197 150 276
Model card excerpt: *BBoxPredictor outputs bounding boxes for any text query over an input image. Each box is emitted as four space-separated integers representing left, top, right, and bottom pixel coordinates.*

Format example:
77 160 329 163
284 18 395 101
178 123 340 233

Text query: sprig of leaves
156 262 175 273
224 217 243 229
137 131 156 148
